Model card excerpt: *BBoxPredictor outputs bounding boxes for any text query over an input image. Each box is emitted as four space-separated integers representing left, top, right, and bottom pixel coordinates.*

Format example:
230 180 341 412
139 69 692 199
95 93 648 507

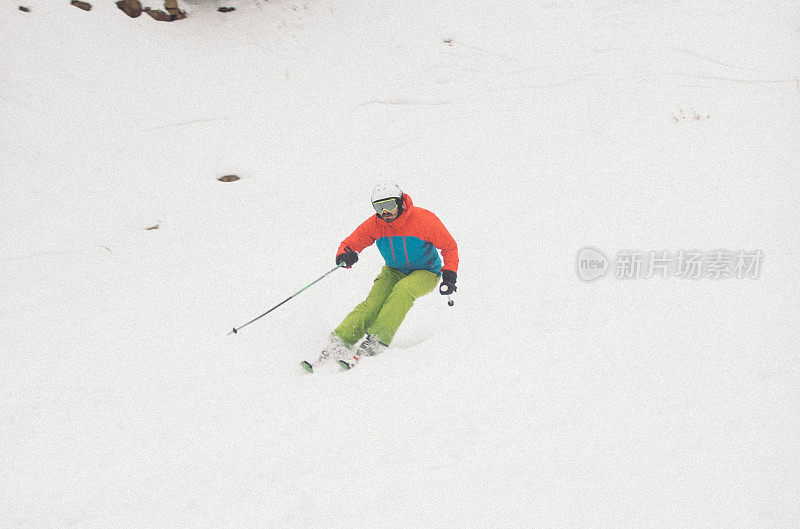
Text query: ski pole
447 295 454 307
228 263 345 335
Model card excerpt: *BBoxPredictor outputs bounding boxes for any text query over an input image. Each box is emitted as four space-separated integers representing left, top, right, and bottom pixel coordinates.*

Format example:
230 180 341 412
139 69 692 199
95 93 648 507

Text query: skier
308 183 459 370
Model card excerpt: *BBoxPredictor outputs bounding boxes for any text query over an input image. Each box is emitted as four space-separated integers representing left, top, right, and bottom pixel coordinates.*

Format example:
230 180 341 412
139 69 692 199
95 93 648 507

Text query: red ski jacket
337 194 458 276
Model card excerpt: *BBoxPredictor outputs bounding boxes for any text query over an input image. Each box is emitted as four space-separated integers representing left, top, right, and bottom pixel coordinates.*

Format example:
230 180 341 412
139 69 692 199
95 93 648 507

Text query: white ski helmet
371 182 403 203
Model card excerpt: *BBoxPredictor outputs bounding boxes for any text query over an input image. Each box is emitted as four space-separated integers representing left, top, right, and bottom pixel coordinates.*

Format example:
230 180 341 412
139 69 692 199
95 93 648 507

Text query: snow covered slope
2 1 799 527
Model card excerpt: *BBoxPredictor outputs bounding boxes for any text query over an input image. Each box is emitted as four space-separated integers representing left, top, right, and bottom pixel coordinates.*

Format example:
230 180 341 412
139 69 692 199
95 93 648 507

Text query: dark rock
71 1 92 11
218 7 236 13
19 5 30 12
164 0 187 20
143 7 171 21
218 175 240 182
116 0 142 18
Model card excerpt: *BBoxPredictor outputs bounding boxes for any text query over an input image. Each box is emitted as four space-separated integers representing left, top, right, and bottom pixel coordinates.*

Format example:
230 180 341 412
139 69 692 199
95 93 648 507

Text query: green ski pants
334 266 438 346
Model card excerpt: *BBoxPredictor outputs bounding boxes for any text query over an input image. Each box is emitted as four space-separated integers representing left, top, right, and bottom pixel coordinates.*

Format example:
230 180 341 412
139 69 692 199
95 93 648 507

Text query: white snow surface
2 1 800 527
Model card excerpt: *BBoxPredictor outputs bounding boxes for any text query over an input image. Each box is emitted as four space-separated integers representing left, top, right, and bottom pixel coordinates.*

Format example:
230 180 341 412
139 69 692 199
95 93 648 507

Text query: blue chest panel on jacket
375 236 442 275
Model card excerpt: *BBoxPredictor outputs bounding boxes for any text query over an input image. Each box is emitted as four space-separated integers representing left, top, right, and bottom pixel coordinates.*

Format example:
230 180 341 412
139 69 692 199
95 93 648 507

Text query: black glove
336 247 358 268
439 270 457 295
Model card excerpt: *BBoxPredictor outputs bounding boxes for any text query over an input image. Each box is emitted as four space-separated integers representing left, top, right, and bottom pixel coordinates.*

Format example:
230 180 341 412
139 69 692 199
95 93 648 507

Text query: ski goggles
372 198 399 214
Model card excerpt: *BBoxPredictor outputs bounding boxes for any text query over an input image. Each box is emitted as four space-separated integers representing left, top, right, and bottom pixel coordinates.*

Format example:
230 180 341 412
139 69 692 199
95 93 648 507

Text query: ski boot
356 334 388 358
301 334 354 373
